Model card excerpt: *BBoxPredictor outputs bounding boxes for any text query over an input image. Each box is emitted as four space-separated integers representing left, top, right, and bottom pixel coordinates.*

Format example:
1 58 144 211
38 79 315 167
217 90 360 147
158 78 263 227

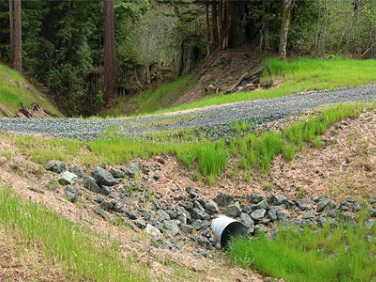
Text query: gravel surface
1 85 375 140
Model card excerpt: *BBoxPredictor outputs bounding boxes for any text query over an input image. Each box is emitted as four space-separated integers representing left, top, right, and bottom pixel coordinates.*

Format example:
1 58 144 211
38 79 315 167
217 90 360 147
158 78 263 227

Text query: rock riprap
44 159 376 254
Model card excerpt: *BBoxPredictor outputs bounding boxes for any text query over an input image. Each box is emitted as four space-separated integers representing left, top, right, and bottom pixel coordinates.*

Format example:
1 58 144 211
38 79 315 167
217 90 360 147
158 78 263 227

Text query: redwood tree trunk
9 0 22 72
279 0 293 59
212 0 218 50
8 0 14 64
104 0 116 105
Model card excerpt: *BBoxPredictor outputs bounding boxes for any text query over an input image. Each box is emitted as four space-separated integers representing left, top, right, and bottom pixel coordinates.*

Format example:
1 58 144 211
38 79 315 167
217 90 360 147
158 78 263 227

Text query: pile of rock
45 159 376 254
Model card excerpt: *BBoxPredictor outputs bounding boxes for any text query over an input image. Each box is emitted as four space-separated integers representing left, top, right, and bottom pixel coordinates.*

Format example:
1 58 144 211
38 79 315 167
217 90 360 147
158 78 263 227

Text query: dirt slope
0 109 375 281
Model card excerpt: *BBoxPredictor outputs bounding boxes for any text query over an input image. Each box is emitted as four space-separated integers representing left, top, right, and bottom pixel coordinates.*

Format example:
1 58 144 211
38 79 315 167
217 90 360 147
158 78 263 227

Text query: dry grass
0 227 71 282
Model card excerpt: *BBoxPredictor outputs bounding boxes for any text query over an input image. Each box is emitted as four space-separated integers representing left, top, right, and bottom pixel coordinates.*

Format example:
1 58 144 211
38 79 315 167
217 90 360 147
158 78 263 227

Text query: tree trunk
218 0 223 49
212 0 218 50
8 0 14 64
279 0 293 59
205 2 211 54
104 0 116 105
9 0 22 72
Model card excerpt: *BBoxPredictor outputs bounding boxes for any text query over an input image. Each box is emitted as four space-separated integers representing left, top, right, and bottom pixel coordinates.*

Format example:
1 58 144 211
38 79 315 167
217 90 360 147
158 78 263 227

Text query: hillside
0 63 61 118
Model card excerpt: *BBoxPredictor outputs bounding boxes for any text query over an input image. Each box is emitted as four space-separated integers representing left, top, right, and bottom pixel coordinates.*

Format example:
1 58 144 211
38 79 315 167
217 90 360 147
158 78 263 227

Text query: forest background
0 0 375 116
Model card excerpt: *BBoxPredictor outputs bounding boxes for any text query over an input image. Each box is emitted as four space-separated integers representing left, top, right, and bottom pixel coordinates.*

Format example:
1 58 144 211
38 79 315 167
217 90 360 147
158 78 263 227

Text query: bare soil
0 109 375 281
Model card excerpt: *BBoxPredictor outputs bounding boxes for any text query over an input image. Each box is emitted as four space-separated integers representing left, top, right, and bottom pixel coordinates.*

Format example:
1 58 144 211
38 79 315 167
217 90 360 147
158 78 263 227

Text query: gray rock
271 194 288 205
369 197 376 205
125 210 137 220
192 219 208 231
251 209 266 221
145 224 162 237
248 193 263 204
100 200 113 211
193 200 206 211
317 199 330 212
256 199 270 210
92 166 117 186
365 235 376 243
110 168 125 179
191 208 210 220
267 209 277 221
142 165 150 175
93 207 111 221
346 196 356 203
363 218 374 230
206 200 219 214
100 186 110 196
176 206 190 225
240 213 254 228
317 216 327 226
289 218 301 226
242 205 255 215
369 208 376 218
354 203 362 212
181 224 194 233
164 220 180 236
69 165 84 178
295 199 313 211
227 202 241 217
135 219 147 229
113 202 123 212
129 162 141 173
327 209 337 218
65 185 79 202
303 211 315 220
45 160 65 174
58 171 77 185
95 196 104 203
83 176 108 195
277 211 288 223
157 209 171 221
120 166 135 177
214 192 233 206
197 236 211 248
200 227 211 238
185 187 199 199
311 195 320 202
327 201 337 210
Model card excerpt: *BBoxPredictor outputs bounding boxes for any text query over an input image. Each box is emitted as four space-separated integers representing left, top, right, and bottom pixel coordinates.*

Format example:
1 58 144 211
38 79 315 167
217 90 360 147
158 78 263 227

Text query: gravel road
1 85 375 140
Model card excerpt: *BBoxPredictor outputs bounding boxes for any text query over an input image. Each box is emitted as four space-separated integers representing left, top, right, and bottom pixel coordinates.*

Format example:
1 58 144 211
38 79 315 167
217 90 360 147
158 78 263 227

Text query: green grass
0 184 149 281
113 75 195 115
6 102 376 184
0 63 61 115
149 57 376 115
230 215 376 282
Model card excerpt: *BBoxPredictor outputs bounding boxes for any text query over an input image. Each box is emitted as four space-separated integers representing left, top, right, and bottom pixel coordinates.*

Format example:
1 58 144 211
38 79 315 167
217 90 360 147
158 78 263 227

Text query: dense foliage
0 0 375 116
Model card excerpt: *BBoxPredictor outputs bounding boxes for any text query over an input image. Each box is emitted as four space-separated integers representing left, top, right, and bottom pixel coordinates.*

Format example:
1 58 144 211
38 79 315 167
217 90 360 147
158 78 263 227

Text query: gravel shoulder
0 85 375 139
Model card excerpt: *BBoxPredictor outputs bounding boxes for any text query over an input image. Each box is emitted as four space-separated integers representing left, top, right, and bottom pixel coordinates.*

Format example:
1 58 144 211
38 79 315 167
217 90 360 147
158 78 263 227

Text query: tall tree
9 0 22 71
104 0 116 105
279 0 293 59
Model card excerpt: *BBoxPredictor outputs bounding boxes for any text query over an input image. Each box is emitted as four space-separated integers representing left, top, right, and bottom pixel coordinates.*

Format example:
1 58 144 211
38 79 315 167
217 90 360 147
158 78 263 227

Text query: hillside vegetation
0 63 61 117
110 57 376 116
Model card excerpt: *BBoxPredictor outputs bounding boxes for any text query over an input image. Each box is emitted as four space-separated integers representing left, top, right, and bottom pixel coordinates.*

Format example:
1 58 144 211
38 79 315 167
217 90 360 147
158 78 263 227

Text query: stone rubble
46 159 376 255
